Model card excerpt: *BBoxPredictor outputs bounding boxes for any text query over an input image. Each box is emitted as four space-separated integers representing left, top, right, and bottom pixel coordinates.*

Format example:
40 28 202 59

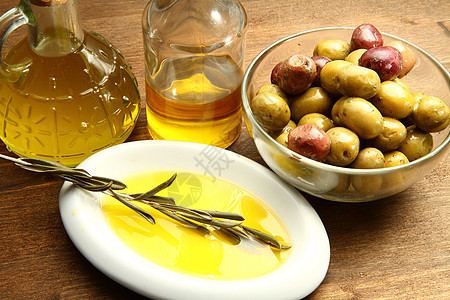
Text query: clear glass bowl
242 27 450 202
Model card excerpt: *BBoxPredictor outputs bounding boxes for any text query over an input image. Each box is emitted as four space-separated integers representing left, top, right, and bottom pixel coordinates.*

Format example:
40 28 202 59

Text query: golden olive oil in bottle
145 56 242 148
143 0 247 148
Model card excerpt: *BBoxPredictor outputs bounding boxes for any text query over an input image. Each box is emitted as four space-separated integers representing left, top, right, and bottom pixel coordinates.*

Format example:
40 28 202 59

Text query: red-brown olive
287 124 331 162
350 24 383 51
358 46 403 81
271 61 283 84
275 54 317 95
387 41 416 78
311 56 332 86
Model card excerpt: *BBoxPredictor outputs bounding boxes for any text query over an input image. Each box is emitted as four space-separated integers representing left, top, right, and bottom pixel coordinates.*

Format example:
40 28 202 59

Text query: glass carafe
0 0 141 166
142 0 247 148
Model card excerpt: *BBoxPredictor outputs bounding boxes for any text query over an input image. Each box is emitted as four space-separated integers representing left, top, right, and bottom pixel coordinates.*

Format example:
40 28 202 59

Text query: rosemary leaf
132 173 177 200
20 158 91 178
77 180 114 192
15 163 49 172
90 176 127 190
156 207 210 236
81 176 125 191
193 209 245 221
58 174 115 192
107 190 155 225
240 225 282 249
212 226 241 245
226 226 251 239
21 157 69 167
17 158 127 190
17 163 66 174
181 213 242 228
151 202 213 222
136 195 176 205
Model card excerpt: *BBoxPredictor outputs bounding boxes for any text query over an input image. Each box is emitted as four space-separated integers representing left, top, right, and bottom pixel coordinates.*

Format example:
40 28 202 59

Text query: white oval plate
59 140 329 300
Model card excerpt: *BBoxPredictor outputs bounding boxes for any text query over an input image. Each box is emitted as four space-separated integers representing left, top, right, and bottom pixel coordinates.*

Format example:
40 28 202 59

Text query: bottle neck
27 0 84 57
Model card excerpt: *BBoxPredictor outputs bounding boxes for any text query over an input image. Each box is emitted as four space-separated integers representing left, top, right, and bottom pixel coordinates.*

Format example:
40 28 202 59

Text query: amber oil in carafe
0 0 140 166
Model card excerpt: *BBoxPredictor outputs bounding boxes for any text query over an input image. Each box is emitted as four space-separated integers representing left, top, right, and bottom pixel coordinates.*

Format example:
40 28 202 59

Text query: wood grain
0 0 449 299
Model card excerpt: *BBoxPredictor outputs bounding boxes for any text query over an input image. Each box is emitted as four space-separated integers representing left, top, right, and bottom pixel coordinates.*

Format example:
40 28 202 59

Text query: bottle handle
0 4 30 82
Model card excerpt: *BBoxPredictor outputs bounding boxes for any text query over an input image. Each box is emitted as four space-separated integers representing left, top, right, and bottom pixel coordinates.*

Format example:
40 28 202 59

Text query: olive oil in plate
101 171 291 280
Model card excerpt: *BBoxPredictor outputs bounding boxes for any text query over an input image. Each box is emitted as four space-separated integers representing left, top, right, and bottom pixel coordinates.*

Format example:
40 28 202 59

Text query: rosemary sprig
0 154 291 250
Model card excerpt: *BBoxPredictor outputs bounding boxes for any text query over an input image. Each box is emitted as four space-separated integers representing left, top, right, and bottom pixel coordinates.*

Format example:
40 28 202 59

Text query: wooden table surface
0 0 449 299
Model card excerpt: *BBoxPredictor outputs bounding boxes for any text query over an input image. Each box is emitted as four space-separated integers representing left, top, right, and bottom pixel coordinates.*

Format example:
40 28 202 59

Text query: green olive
352 147 385 169
334 64 381 99
275 131 289 147
387 40 416 78
338 97 383 139
290 87 333 123
372 80 414 119
383 161 406 186
298 113 335 132
392 78 410 92
330 96 348 126
351 175 383 194
370 117 407 152
267 119 296 140
397 126 433 161
250 92 291 131
345 49 367 65
330 174 350 193
320 60 352 95
313 39 351 60
411 91 427 104
384 151 409 167
257 83 290 104
411 96 450 132
282 120 297 133
325 127 360 166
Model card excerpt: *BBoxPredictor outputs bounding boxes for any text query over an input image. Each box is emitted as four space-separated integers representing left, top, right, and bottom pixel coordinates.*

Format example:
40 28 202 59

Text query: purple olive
276 54 317 95
358 46 403 81
311 56 332 86
350 24 383 51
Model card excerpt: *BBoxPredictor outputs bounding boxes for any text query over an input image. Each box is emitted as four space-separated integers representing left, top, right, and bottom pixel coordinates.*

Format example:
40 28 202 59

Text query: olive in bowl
241 27 450 202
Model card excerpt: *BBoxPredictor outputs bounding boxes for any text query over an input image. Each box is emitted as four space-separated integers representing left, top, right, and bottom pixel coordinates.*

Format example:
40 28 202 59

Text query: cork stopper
30 0 67 6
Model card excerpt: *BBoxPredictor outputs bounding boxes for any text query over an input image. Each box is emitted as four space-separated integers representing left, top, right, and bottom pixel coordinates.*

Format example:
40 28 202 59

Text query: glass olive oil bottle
142 0 247 148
